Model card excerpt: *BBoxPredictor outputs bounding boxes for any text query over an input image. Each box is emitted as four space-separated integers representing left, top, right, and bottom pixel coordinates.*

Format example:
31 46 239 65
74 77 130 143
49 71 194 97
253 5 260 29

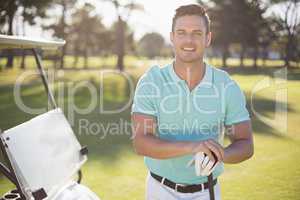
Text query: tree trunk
262 46 268 67
84 48 88 69
285 44 290 68
60 1 67 69
253 46 259 69
285 34 295 68
6 13 14 68
240 44 246 68
222 44 229 68
284 40 290 68
21 50 26 69
73 46 79 68
20 17 26 69
116 16 125 71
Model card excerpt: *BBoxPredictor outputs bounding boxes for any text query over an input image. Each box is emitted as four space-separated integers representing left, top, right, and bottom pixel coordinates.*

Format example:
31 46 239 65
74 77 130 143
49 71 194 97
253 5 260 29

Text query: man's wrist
223 147 229 163
183 142 194 154
186 141 203 154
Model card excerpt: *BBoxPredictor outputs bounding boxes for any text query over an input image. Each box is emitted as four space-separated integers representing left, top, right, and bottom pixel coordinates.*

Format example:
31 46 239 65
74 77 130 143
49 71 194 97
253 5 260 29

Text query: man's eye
194 32 202 36
177 32 185 35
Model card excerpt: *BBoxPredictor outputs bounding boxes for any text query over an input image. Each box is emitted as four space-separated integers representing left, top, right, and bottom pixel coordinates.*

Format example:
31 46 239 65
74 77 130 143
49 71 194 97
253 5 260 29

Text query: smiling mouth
182 47 196 52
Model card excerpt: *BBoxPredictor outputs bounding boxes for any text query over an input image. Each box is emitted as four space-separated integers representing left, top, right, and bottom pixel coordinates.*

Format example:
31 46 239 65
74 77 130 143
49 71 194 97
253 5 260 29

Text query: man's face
170 15 211 63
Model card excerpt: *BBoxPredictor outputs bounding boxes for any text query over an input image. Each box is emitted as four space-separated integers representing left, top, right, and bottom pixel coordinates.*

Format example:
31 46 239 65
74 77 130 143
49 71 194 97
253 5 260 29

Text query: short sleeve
224 80 250 125
131 73 159 117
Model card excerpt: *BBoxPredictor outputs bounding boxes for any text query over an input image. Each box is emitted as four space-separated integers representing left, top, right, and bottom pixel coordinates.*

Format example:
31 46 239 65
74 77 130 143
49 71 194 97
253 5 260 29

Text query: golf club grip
208 174 215 200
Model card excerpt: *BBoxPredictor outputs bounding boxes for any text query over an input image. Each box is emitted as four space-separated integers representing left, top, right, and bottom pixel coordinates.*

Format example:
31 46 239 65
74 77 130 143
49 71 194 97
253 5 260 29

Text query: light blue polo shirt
131 62 250 184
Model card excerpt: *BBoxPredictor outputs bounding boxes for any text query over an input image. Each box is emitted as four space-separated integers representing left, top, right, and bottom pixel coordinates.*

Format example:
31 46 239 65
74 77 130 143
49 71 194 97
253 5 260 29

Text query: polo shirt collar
168 61 213 88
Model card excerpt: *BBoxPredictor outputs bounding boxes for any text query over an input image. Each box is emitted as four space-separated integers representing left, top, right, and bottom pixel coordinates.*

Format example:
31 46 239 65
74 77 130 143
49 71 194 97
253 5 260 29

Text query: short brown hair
172 4 211 33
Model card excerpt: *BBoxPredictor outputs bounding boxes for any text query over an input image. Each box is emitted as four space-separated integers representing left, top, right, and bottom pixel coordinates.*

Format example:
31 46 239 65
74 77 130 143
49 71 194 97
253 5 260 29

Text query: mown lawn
0 60 299 200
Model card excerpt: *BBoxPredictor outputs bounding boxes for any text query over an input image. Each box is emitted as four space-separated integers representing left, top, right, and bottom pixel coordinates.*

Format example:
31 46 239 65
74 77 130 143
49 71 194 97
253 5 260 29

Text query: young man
131 4 254 200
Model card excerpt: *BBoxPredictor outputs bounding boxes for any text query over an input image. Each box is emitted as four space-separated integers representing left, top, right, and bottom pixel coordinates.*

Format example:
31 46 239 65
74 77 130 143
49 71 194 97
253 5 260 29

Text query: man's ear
205 32 212 47
170 32 174 44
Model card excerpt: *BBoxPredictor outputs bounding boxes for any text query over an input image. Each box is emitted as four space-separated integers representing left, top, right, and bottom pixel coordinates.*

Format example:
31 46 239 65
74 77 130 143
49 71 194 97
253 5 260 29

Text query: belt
150 172 217 193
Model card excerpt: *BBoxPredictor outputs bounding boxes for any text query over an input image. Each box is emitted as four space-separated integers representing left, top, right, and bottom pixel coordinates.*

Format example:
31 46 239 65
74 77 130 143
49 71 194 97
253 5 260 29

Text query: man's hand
190 139 224 163
187 139 224 176
187 152 220 176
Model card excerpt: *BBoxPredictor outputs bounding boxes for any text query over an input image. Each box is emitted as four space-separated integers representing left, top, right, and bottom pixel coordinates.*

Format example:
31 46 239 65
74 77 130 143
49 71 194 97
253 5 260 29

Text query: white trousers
145 173 221 200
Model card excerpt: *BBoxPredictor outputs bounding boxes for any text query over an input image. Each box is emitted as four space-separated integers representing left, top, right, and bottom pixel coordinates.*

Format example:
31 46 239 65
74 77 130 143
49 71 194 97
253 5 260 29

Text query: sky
21 0 197 42
91 0 197 41
17 0 290 43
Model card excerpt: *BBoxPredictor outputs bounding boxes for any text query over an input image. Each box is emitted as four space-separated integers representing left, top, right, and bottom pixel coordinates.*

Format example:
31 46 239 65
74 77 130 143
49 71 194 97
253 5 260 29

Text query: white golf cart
0 35 100 200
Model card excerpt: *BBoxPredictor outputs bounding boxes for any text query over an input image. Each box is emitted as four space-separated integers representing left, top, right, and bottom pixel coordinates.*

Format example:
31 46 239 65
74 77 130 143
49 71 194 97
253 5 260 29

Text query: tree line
0 0 299 70
200 0 300 68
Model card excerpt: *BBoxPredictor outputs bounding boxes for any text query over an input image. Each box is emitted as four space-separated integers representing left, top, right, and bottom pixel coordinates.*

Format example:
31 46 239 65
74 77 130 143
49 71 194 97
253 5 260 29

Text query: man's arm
200 120 253 164
131 113 222 162
212 79 254 164
223 120 254 163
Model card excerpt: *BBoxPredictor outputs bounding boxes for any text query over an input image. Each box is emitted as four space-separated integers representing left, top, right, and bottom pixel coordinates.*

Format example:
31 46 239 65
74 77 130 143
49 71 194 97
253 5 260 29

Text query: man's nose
184 34 194 43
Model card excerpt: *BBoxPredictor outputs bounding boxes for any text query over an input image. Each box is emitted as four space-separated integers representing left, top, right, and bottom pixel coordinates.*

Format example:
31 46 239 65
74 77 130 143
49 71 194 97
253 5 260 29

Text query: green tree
69 3 109 68
102 0 143 71
205 1 236 67
138 32 165 58
199 0 273 68
268 0 300 67
233 0 271 68
0 0 54 68
111 20 136 56
43 0 77 68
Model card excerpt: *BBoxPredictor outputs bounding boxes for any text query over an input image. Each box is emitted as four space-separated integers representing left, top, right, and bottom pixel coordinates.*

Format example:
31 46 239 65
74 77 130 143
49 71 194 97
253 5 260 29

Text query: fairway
0 64 300 200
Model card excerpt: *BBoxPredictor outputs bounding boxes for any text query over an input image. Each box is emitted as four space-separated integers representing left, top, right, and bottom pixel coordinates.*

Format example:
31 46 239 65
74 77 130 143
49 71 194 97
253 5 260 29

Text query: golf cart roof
0 34 65 50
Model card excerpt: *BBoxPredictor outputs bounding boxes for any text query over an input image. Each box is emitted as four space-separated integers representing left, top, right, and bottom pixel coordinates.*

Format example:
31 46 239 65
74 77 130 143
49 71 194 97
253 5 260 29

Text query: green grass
0 61 300 200
0 55 173 70
1 54 298 71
